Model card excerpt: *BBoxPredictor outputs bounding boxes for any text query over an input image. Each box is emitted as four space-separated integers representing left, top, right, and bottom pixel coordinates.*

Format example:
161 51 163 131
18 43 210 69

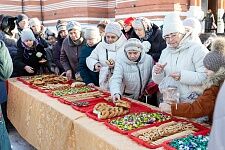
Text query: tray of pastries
86 102 130 122
37 83 71 93
58 91 109 105
17 74 70 86
128 119 209 149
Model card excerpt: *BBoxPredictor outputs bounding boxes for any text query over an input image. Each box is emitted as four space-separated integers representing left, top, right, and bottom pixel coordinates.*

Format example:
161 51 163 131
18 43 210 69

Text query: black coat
13 38 48 76
78 43 99 86
139 24 166 62
52 37 65 74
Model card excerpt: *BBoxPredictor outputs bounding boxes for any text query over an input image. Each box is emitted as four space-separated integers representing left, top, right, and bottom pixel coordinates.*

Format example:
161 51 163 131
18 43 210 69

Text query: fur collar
203 67 225 90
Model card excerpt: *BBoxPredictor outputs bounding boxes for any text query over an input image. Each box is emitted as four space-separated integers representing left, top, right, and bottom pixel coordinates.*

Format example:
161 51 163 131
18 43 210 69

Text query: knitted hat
162 12 185 37
56 20 67 33
124 38 143 52
29 18 41 27
21 28 36 42
16 14 28 24
84 27 101 39
124 17 135 26
132 17 151 31
105 22 122 37
66 20 81 31
203 37 225 72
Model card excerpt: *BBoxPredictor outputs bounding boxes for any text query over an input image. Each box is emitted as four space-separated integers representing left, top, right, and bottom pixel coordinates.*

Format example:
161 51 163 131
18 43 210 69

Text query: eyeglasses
163 32 180 41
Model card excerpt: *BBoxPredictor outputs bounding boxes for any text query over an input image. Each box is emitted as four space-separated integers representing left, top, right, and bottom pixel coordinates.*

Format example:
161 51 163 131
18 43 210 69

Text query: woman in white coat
152 12 209 101
86 22 127 90
110 38 154 101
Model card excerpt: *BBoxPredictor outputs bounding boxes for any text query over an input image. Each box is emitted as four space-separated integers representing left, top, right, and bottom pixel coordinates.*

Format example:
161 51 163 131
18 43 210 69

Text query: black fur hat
0 14 17 36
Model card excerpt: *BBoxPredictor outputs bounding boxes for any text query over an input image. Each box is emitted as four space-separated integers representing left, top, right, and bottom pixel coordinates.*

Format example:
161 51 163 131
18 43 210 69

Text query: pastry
71 82 86 87
115 100 131 109
93 103 130 119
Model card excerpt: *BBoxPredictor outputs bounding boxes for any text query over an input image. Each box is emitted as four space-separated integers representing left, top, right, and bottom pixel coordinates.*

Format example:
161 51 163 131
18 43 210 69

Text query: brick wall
0 0 202 27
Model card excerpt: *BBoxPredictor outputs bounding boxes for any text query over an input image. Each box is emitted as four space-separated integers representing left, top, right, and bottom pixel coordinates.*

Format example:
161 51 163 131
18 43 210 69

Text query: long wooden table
7 79 162 150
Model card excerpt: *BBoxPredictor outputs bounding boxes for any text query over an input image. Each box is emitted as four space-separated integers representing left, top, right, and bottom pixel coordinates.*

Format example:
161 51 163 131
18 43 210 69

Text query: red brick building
0 0 224 31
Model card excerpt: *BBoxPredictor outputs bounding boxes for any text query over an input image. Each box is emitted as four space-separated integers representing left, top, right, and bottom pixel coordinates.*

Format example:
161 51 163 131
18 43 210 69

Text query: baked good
71 82 86 87
115 100 131 109
93 103 129 119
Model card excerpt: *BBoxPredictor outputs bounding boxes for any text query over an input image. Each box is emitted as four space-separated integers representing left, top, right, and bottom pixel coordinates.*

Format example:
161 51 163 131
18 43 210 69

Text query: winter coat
0 31 18 60
46 45 56 73
60 36 85 78
171 67 225 121
86 34 127 89
0 40 12 150
13 38 48 76
0 40 13 80
109 47 154 100
32 30 49 48
78 43 99 86
208 82 225 150
52 37 65 74
152 29 209 100
204 12 215 30
0 40 13 104
138 24 166 62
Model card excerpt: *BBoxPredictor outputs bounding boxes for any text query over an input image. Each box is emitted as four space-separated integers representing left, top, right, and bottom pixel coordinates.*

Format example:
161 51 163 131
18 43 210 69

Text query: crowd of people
0 11 225 149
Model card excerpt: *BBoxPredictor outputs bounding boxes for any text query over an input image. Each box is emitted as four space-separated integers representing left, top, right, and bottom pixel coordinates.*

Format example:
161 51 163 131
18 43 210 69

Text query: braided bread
93 103 129 119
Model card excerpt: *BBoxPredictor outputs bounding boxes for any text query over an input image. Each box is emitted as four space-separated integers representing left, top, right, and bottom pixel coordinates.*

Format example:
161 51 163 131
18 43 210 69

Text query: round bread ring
94 103 107 111
98 105 109 112
99 110 110 119
138 135 145 140
112 107 119 117
117 107 124 116
108 108 115 118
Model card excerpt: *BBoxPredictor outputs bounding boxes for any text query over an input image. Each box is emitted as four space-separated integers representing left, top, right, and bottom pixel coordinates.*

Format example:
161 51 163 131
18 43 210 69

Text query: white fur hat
162 12 185 37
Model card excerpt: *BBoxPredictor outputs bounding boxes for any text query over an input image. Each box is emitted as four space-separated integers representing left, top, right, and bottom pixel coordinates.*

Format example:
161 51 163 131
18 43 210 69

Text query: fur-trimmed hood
203 67 225 90
211 37 225 55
